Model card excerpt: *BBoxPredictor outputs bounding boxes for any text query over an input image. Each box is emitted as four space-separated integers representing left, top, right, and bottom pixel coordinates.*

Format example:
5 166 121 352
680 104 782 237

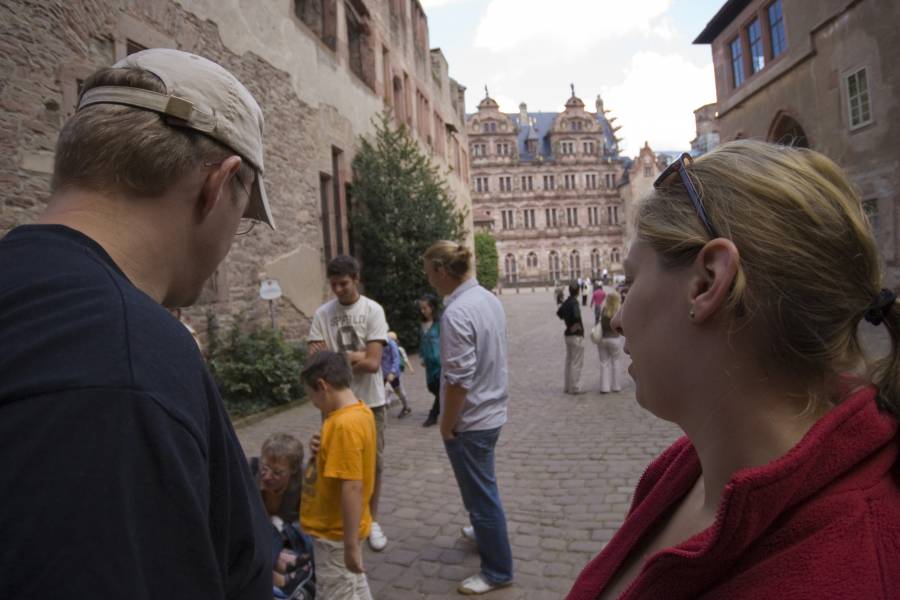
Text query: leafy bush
208 314 306 418
350 112 466 349
475 231 499 290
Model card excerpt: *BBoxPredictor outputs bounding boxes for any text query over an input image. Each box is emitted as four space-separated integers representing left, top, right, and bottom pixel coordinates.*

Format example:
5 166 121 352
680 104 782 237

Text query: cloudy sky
421 0 724 156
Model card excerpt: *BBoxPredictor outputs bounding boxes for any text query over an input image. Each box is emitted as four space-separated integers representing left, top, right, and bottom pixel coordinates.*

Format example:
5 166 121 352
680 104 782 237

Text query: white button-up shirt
440 278 509 432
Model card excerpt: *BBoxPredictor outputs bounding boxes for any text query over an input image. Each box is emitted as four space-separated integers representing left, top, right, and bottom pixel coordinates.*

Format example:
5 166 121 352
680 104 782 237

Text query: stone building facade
467 90 632 287
0 0 471 339
695 0 900 284
690 102 720 157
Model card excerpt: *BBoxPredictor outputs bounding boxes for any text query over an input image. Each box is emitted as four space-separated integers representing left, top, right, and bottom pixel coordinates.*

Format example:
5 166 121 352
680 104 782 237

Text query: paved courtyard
238 289 681 599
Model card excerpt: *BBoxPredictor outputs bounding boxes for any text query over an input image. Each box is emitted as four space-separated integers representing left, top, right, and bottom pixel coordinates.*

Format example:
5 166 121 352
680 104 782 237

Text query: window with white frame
566 207 578 227
504 253 517 283
499 176 512 192
545 208 558 228
564 174 576 190
521 175 534 191
847 68 873 129
523 208 536 229
527 252 538 268
501 209 515 230
586 173 597 189
548 251 561 280
569 250 580 274
591 249 601 275
543 174 555 190
588 206 600 226
475 176 489 192
583 141 595 155
863 198 878 233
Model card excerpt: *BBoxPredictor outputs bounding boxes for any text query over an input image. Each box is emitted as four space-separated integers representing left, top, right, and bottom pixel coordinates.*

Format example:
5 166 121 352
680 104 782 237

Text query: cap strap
78 86 216 133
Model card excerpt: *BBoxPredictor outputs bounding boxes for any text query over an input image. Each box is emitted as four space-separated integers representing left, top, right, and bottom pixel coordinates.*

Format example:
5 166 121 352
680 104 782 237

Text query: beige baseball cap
77 48 275 230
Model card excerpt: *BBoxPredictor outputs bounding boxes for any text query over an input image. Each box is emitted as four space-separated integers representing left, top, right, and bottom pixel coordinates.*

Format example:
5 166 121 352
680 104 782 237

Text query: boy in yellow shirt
300 351 376 600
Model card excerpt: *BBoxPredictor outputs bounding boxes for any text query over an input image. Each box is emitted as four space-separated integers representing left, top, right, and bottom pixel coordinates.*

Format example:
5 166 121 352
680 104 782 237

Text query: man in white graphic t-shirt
307 254 391 552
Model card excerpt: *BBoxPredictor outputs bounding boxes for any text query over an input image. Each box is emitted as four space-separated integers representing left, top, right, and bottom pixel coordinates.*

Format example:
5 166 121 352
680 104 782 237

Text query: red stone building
695 0 900 284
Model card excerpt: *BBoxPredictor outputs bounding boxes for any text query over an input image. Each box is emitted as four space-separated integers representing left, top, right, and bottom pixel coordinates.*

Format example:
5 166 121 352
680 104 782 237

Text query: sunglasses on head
654 152 719 238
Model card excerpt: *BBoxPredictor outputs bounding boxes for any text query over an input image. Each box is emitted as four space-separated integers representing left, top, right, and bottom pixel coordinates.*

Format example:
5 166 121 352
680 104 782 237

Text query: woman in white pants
594 291 625 393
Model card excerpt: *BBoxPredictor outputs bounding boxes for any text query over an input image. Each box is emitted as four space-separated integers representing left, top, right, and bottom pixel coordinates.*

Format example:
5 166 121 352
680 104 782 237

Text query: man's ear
197 156 242 221
688 238 740 322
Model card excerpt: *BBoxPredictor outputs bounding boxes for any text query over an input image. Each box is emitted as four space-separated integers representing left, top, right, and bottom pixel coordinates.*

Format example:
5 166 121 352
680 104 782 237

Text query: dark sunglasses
653 152 719 238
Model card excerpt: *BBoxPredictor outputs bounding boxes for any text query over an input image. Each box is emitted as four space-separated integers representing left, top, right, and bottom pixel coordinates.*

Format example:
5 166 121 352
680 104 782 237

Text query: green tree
475 231 499 290
350 113 466 348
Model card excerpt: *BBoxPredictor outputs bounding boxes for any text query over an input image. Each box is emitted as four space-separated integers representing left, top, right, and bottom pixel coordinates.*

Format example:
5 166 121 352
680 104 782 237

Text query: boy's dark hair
569 282 579 296
326 255 360 279
301 351 352 390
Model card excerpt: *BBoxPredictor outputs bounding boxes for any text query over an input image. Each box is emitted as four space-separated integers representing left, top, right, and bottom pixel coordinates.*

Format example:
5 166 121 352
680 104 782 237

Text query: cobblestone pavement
238 289 681 599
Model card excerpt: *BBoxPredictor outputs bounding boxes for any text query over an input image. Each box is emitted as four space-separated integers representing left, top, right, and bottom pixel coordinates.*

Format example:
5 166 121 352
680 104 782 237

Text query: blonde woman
568 141 900 599
594 290 624 393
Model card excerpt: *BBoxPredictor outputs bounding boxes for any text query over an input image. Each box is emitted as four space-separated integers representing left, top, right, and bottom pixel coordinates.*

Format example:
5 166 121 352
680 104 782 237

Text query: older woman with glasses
568 140 900 599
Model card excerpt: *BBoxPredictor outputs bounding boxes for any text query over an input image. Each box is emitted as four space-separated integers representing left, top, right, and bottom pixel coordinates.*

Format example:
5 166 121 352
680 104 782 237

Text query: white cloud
602 51 716 154
474 0 674 54
420 0 467 8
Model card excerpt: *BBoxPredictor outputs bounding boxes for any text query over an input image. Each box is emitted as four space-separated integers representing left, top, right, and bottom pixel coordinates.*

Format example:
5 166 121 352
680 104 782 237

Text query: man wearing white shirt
307 254 390 552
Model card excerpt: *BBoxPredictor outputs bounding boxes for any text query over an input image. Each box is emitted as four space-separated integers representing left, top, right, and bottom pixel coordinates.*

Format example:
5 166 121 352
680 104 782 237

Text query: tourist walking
0 49 274 598
557 282 585 394
382 333 412 418
424 240 514 595
419 293 442 427
568 141 900 599
590 283 607 322
581 278 590 306
307 255 391 552
592 290 624 393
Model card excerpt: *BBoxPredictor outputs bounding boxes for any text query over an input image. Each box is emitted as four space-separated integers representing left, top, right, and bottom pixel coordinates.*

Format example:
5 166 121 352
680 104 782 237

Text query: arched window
767 112 809 148
548 251 561 281
527 252 538 269
611 247 621 263
504 253 517 284
590 249 601 277
569 250 580 276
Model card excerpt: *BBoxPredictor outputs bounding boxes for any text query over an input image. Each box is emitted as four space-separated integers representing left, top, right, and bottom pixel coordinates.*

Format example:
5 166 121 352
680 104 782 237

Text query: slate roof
469 110 620 162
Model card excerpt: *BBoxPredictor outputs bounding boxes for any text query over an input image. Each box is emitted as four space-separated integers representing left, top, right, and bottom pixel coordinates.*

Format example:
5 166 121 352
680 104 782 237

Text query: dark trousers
426 379 440 422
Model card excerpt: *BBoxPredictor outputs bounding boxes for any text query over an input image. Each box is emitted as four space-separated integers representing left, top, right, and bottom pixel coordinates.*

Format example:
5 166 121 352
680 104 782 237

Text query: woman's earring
689 308 695 318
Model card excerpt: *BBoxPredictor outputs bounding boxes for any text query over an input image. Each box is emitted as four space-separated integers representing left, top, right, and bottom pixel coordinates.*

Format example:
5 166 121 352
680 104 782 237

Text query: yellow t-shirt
300 401 376 541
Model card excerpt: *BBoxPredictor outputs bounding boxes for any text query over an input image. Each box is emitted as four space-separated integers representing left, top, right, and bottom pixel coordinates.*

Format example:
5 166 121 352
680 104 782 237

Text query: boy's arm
340 479 365 574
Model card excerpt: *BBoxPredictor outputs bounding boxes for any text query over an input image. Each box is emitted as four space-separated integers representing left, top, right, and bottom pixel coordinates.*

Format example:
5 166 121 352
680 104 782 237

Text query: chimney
519 102 528 126
595 94 605 115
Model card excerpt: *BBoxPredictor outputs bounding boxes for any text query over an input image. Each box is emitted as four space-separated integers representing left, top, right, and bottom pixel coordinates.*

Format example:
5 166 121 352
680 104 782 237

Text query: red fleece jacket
568 385 900 599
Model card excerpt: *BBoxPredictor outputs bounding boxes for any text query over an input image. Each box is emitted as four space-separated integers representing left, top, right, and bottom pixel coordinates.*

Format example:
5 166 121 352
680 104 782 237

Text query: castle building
467 88 645 286
0 0 472 338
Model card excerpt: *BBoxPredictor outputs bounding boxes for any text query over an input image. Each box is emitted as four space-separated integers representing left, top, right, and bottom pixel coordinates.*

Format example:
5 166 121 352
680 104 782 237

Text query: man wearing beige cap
0 49 274 598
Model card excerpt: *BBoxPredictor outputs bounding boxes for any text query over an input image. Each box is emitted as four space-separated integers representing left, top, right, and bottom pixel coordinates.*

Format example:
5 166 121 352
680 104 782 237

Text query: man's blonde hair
53 66 253 198
638 140 897 415
424 240 472 279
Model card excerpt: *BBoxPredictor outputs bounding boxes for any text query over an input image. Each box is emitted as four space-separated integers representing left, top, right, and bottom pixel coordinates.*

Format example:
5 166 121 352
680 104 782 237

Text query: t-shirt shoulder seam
80 245 137 386
24 385 207 455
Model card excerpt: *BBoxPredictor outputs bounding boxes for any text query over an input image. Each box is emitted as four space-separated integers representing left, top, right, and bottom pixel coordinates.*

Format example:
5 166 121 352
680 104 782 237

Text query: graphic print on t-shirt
332 314 367 352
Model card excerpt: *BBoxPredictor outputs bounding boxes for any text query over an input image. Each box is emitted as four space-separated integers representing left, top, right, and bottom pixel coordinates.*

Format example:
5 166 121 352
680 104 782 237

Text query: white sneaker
458 573 511 595
461 525 476 542
368 521 387 551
